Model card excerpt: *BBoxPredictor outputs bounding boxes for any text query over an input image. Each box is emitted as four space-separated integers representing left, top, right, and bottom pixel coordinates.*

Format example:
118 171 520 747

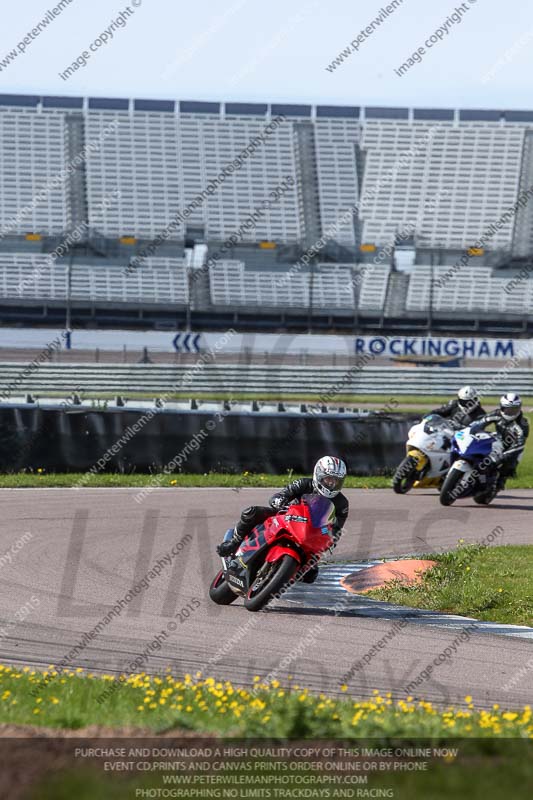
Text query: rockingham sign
206 332 520 360
0 328 526 360
353 336 516 359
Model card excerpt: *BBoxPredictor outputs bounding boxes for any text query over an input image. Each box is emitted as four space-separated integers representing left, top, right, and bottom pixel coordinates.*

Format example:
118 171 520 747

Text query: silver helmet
312 456 347 499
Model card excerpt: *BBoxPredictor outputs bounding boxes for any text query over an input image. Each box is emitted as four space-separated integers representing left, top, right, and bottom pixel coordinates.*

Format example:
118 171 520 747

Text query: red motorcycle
209 493 336 612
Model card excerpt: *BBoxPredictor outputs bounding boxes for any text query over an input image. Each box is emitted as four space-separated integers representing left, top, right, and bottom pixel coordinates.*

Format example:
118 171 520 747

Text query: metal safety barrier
0 363 531 397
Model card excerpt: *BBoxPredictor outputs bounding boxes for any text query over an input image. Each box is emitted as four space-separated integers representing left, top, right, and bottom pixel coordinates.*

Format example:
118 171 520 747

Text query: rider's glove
269 494 286 510
332 526 343 544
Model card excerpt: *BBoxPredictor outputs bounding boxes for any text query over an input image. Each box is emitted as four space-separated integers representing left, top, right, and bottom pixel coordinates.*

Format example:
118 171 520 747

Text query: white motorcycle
392 414 455 494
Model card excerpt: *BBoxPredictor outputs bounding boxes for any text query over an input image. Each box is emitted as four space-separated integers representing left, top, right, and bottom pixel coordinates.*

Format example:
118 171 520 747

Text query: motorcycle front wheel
392 455 419 494
209 570 238 605
244 554 299 612
440 469 465 506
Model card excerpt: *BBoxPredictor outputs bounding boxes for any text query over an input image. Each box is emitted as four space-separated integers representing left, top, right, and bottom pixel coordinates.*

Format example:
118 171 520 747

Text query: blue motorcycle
439 425 504 506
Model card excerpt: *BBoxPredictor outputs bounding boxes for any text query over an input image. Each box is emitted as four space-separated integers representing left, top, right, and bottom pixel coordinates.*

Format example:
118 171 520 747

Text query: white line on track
276 563 533 643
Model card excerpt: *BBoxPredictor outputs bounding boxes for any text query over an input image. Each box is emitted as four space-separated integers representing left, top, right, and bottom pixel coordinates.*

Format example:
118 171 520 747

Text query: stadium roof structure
1 93 533 122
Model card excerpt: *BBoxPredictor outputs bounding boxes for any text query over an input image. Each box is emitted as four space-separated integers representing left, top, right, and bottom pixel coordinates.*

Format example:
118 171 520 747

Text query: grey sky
1 0 533 108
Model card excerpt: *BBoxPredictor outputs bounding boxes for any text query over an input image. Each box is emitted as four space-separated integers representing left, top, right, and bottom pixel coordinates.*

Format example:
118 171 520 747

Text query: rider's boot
216 527 244 557
300 564 319 584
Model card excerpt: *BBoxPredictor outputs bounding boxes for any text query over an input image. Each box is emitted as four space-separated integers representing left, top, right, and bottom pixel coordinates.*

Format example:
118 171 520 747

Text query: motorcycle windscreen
423 415 450 434
303 493 336 530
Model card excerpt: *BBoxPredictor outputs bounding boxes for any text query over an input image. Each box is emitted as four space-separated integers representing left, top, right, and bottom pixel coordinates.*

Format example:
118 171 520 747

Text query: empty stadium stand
208 261 355 309
0 111 70 236
357 265 391 313
405 265 533 316
360 121 524 251
3 95 533 254
0 254 189 306
2 95 533 331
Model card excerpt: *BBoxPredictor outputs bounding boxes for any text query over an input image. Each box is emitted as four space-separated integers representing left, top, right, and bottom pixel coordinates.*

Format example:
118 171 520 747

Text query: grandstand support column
512 130 533 259
428 252 435 334
185 264 192 331
307 257 316 332
188 259 212 327
353 143 366 250
293 123 322 332
65 252 73 347
65 114 89 232
294 122 322 250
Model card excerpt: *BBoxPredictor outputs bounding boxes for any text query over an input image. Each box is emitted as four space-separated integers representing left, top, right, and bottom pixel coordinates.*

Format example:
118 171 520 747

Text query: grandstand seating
357 264 391 311
0 112 70 236
2 96 533 255
0 254 189 305
360 122 524 251
84 109 301 242
208 261 354 309
314 118 359 246
3 96 533 324
405 265 533 315
179 111 301 244
1 249 533 318
85 111 182 240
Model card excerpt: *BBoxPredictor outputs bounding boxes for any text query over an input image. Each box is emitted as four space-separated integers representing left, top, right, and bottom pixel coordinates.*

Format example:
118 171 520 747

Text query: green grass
0 665 531 738
367 544 533 626
0 471 391 489
1 666 532 798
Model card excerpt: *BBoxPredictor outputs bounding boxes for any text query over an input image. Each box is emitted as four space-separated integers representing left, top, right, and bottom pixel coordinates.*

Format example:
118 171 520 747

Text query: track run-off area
0 487 531 709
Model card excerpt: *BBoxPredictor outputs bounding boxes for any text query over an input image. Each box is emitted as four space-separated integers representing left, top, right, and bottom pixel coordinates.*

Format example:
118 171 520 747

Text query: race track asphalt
0 487 531 709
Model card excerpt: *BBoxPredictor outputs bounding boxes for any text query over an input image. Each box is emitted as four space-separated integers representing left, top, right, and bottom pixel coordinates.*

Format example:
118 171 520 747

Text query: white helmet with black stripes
313 456 347 499
500 392 522 421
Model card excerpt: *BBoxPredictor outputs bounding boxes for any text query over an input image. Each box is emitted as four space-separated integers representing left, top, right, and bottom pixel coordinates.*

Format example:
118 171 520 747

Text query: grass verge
0 471 390 489
0 665 531 738
367 544 533 626
1 469 532 489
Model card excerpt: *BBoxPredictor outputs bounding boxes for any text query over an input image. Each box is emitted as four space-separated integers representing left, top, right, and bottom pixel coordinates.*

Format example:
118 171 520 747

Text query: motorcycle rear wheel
440 469 465 506
209 570 238 605
392 455 418 494
244 554 299 612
